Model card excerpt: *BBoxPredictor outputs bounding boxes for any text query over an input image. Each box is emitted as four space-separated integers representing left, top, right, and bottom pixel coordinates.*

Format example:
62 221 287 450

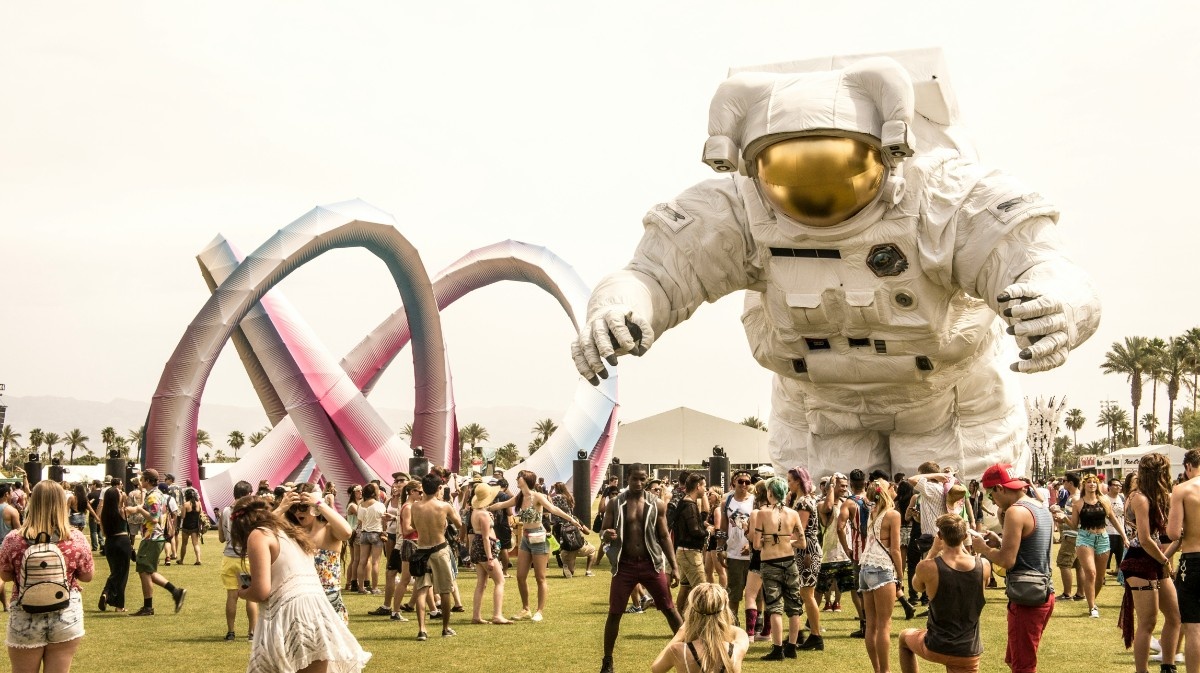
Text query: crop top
1078 500 1107 530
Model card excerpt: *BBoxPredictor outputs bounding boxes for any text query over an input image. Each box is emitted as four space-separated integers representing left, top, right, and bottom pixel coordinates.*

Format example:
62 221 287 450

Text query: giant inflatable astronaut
570 52 1101 478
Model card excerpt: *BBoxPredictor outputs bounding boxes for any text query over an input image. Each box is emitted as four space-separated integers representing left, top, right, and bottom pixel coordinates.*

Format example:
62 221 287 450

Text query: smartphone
238 572 251 589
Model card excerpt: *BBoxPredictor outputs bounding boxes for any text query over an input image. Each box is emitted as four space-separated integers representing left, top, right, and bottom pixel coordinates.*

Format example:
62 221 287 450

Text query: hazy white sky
2 1 1198 449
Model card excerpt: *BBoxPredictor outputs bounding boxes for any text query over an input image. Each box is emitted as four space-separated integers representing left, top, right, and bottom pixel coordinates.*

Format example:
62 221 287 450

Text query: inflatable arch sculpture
145 200 618 513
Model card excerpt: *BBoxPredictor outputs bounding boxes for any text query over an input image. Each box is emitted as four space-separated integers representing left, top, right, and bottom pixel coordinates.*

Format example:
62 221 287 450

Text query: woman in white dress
231 496 370 673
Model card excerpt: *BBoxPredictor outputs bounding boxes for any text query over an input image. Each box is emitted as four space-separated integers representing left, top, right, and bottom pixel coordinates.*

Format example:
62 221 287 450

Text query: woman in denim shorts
493 470 583 622
1071 474 1126 618
858 479 904 673
0 481 95 672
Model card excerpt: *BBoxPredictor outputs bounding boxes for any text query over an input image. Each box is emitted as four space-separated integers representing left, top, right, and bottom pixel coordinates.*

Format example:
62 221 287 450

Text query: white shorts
6 591 85 648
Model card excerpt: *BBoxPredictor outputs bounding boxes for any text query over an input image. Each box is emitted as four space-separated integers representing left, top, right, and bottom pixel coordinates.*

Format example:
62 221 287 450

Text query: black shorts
387 547 404 572
495 528 512 549
1177 552 1200 623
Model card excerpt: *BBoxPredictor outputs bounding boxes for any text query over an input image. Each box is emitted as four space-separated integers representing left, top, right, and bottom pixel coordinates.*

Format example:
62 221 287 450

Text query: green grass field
49 535 1147 672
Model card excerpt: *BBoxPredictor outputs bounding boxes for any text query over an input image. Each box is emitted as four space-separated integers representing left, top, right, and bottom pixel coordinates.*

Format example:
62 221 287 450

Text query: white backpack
17 532 71 613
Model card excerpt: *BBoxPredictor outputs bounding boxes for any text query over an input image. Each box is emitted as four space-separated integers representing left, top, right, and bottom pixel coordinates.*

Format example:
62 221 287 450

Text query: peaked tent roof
612 407 770 466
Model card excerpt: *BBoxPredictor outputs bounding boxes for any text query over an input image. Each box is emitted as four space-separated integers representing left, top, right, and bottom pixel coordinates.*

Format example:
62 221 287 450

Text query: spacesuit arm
974 216 1100 373
572 179 759 383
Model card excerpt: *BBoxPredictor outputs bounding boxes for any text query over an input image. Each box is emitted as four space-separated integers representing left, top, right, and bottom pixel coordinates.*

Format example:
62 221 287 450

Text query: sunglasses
736 479 751 486
289 504 311 514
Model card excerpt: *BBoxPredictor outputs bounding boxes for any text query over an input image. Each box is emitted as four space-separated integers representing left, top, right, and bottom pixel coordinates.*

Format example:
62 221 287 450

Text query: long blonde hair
866 478 894 526
20 481 70 541
681 583 738 672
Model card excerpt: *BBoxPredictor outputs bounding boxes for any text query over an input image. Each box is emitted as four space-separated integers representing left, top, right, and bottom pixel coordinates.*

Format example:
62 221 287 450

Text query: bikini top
756 508 786 545
518 504 540 524
685 641 735 673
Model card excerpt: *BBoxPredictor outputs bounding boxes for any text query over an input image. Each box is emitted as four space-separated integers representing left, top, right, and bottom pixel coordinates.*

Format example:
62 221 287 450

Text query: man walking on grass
1169 449 1200 673
410 472 462 641
599 465 682 673
127 469 186 616
218 480 257 640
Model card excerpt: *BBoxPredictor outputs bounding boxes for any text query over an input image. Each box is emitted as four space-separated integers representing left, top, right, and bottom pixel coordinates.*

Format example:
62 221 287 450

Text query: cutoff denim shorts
520 527 550 555
858 563 897 592
7 591 85 648
1076 530 1111 554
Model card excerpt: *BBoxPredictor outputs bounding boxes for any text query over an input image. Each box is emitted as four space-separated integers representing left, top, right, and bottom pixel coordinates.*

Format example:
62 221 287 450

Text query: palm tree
399 423 414 442
1096 403 1129 453
113 437 130 459
248 430 267 448
1100 336 1152 445
196 429 213 451
1052 435 1073 471
531 418 558 444
1064 409 1085 449
496 442 520 469
228 430 245 458
1 425 22 467
41 432 61 463
1083 439 1108 456
1186 327 1200 412
527 436 545 456
127 427 143 454
459 423 489 473
1162 336 1191 444
100 426 116 452
1141 414 1160 440
741 416 768 431
27 428 44 459
63 429 89 464
1144 337 1168 422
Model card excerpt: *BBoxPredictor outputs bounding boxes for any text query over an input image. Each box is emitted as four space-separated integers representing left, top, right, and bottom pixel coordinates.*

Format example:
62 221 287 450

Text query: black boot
798 634 824 651
899 595 915 620
849 619 866 638
599 656 614 673
783 642 797 658
761 645 785 661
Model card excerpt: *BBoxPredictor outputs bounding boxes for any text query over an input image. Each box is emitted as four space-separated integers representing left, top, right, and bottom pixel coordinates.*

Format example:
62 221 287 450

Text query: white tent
611 407 770 467
1095 444 1187 477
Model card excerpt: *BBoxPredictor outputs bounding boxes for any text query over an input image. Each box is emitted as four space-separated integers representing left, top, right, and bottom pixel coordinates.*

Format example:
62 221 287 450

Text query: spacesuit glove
997 281 1080 373
571 305 655 385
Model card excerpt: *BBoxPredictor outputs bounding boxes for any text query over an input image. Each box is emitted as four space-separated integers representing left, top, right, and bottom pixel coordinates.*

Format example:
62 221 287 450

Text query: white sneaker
1150 651 1185 663
1089 607 1099 619
1151 637 1162 653
531 611 544 622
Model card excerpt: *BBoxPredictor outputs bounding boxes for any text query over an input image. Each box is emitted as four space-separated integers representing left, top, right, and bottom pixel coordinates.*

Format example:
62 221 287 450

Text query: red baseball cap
981 463 1029 490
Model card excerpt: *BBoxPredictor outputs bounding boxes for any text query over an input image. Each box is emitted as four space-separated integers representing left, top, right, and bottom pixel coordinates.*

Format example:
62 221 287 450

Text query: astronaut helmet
702 57 916 233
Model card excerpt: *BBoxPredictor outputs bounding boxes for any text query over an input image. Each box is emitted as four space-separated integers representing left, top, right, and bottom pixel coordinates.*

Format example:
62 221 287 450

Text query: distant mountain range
1 395 564 458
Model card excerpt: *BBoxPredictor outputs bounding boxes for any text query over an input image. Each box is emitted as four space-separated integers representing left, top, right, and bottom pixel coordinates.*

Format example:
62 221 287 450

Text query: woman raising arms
491 470 586 622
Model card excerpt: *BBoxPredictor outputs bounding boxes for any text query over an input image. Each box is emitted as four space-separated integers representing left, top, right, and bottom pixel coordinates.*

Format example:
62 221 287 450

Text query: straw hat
472 482 501 509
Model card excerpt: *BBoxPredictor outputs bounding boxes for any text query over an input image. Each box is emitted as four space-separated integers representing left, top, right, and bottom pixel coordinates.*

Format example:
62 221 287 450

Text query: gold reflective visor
755 136 885 228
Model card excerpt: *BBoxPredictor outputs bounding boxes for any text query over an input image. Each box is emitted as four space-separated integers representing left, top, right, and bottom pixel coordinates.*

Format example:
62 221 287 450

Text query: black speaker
48 463 66 483
24 454 42 487
708 455 730 494
409 457 431 479
105 451 125 486
572 458 592 524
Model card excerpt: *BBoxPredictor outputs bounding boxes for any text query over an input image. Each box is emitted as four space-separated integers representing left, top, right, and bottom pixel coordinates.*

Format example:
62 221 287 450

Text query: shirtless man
839 469 869 638
409 472 463 641
599 466 682 673
1168 448 1200 673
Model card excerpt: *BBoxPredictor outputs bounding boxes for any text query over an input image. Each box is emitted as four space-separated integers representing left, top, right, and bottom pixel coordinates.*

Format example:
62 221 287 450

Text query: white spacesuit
571 52 1100 479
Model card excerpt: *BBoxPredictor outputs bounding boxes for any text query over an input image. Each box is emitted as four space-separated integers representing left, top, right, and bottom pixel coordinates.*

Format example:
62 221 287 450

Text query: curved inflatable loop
191 233 617 512
145 200 450 489
337 240 619 494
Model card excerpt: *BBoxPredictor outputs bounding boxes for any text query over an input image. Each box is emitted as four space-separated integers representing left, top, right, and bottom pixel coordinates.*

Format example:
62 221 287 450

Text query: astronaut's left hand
997 282 1077 373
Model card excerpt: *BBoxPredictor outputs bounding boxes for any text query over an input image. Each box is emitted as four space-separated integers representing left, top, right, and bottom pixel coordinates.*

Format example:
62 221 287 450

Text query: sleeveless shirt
925 556 984 657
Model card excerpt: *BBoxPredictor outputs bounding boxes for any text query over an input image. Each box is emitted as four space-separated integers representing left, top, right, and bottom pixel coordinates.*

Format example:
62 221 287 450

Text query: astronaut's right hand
570 305 654 385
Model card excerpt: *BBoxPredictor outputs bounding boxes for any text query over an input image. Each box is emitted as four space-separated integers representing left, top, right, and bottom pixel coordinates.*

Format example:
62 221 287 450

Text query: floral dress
314 548 347 623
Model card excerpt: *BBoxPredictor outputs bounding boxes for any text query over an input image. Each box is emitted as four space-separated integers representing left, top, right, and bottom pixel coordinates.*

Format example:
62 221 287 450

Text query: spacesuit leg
888 363 1027 480
768 376 888 478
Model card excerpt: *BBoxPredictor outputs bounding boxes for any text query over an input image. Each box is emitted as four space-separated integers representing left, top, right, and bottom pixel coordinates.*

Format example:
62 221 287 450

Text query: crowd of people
3 450 1200 673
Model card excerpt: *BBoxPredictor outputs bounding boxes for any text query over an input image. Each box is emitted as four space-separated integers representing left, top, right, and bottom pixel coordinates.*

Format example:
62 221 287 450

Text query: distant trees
741 416 767 432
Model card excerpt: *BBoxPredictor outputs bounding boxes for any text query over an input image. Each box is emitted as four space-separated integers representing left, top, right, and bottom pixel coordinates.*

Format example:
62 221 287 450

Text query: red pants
1005 593 1055 673
608 556 674 614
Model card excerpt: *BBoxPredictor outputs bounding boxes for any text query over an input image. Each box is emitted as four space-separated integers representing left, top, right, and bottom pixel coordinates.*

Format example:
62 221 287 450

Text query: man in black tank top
978 463 1055 673
899 514 989 672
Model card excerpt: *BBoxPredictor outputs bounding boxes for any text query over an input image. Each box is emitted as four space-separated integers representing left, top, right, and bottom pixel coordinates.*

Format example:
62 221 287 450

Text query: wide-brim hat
472 482 501 509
